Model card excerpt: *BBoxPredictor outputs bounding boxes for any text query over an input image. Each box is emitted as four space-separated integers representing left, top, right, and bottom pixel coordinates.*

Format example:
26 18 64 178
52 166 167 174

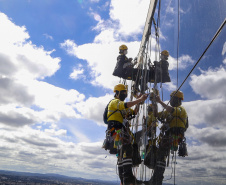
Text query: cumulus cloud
60 39 78 56
60 39 140 88
0 13 60 80
25 80 85 119
74 94 113 126
70 66 85 80
184 98 226 128
162 81 177 91
109 0 149 36
0 13 86 129
0 126 117 180
169 54 195 70
0 108 36 127
94 29 116 44
196 127 226 147
0 76 34 106
190 66 226 99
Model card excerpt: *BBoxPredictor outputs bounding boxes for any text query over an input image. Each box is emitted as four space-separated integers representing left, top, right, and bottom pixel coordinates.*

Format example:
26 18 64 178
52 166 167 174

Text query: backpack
103 100 118 124
103 99 124 124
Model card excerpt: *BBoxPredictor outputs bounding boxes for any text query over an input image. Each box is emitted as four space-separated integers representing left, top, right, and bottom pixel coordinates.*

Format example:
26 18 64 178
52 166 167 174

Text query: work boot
143 177 163 185
123 178 143 185
123 163 142 185
134 179 143 185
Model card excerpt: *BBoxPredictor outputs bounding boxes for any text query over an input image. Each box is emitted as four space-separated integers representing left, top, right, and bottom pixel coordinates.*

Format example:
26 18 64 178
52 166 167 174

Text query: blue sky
0 0 225 184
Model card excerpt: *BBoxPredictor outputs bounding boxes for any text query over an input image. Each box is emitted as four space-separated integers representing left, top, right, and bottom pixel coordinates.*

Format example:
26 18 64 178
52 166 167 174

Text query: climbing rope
173 0 180 184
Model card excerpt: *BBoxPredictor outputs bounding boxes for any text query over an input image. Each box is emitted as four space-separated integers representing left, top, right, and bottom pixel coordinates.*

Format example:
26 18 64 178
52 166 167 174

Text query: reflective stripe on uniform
118 161 123 168
156 161 166 169
122 158 133 166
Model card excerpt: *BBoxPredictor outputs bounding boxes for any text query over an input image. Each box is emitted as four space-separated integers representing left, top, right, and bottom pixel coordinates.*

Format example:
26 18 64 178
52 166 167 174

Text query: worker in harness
107 84 148 185
144 90 188 185
113 46 171 94
152 50 171 83
112 44 138 80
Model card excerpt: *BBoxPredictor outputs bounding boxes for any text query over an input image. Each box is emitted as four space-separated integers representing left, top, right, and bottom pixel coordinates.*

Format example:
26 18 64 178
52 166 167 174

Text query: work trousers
108 121 137 185
150 128 185 185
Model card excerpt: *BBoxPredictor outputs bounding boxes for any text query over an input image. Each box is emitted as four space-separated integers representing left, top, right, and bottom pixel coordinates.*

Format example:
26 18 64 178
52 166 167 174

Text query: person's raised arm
125 94 148 108
156 95 174 113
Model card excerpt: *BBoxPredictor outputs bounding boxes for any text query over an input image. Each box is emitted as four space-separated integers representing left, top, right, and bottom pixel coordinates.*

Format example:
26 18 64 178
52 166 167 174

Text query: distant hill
0 170 118 185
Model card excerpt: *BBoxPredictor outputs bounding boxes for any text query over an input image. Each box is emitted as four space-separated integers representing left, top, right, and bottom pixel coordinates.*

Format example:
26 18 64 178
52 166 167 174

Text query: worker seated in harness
152 50 171 83
144 90 188 185
112 45 171 87
112 44 138 80
107 84 148 185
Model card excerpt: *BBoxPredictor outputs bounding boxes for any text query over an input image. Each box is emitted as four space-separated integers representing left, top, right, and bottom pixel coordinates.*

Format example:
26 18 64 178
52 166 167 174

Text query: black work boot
123 163 142 185
143 160 166 185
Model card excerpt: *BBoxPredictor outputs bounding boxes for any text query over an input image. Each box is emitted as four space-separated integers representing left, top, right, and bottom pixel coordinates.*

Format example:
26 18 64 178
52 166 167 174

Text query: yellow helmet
114 84 128 92
170 90 184 100
161 50 169 57
119 45 128 51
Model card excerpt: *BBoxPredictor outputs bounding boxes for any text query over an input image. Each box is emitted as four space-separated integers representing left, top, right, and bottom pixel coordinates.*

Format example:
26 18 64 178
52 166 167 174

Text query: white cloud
26 80 85 118
162 82 177 91
74 94 113 126
60 39 140 89
109 0 149 36
0 105 39 127
0 13 86 128
70 67 85 80
223 58 226 64
0 13 60 80
43 33 53 40
169 54 195 70
183 99 226 128
44 128 67 136
94 29 116 44
190 66 226 99
89 10 102 22
60 39 77 56
0 13 29 44
0 76 34 106
0 126 117 180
